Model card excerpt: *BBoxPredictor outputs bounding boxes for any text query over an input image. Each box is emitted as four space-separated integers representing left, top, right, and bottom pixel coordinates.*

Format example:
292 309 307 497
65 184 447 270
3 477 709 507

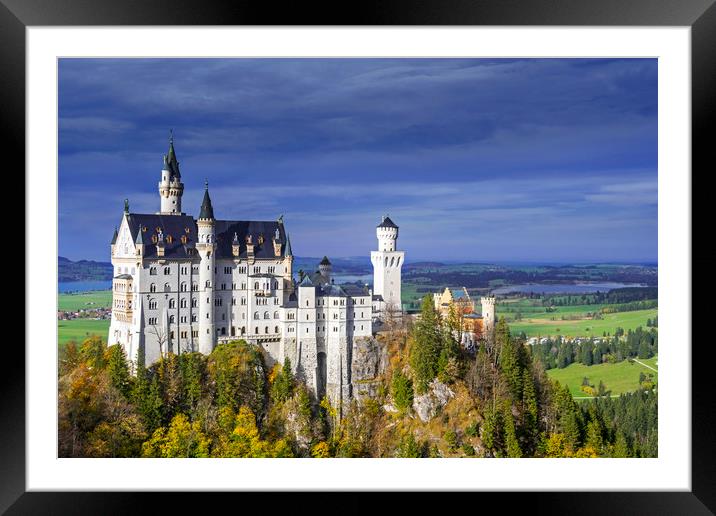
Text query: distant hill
58 256 113 282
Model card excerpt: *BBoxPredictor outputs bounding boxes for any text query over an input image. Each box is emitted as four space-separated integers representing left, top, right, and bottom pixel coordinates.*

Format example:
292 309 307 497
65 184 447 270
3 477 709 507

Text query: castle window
274 326 279 334
148 317 157 325
150 267 157 276
241 297 246 305
192 314 197 322
150 283 156 293
192 330 198 338
254 282 259 290
268 266 275 274
166 235 173 244
306 300 309 307
181 235 187 244
254 312 259 320
221 283 226 290
192 265 199 273
255 327 259 334
273 311 279 319
149 300 157 310
206 280 211 288
164 283 171 292
224 267 231 274
265 326 269 334
181 298 187 308
192 283 198 291
232 297 236 306
241 327 246 335
169 315 175 323
169 299 175 309
181 282 187 292
264 311 269 319
192 298 198 308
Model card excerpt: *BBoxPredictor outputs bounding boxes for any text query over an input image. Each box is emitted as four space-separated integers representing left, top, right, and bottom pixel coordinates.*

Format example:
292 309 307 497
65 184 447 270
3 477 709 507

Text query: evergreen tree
409 296 444 394
503 402 522 458
391 370 414 414
106 344 131 398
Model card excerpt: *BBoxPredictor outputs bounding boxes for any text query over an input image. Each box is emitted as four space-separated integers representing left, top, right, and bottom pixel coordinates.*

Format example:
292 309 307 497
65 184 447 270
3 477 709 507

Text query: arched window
180 298 187 308
231 326 235 336
205 280 211 288
192 298 198 308
396 257 401 267
150 283 156 293
253 312 259 320
150 267 157 276
390 257 395 266
169 299 175 308
164 283 170 292
169 315 175 323
254 282 259 290
274 326 279 334
385 257 388 266
265 326 269 334
241 327 246 335
181 282 187 292
255 327 259 334
273 311 279 319
148 299 157 310
263 311 269 319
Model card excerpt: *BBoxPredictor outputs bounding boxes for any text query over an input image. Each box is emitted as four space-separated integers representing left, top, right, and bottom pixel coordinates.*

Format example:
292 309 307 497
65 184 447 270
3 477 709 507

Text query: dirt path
633 358 658 372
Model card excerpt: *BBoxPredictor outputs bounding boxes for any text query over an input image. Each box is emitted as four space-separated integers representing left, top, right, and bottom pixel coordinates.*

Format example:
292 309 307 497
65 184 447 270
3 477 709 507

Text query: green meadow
58 290 112 312
58 290 112 350
546 355 658 398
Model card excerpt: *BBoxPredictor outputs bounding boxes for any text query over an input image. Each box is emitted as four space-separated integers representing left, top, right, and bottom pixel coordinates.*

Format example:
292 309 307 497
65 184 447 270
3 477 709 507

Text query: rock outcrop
350 337 386 403
412 379 455 422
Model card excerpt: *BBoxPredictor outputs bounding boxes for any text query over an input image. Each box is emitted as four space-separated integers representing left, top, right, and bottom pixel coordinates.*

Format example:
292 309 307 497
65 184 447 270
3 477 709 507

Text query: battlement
480 296 496 306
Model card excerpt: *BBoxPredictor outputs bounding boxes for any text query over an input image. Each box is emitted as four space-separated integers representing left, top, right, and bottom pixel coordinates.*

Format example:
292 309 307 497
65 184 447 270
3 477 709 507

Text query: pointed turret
165 130 181 179
135 228 143 245
158 132 184 214
285 234 293 257
199 181 215 220
319 256 332 282
111 227 118 245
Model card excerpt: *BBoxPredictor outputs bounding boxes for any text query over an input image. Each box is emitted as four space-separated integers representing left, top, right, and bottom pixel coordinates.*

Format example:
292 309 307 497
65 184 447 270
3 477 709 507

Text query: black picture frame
4 0 712 513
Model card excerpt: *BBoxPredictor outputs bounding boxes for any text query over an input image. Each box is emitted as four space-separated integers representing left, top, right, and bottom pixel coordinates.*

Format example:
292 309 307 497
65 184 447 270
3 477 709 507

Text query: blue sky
58 58 657 263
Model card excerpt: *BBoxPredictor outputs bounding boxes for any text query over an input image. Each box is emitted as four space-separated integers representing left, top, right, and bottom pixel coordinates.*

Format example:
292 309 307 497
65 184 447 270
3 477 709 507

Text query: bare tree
148 324 169 360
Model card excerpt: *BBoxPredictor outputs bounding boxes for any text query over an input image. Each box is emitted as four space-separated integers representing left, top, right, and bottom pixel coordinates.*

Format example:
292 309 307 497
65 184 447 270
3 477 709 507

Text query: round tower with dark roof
318 256 332 283
196 181 216 354
371 215 405 314
158 131 185 215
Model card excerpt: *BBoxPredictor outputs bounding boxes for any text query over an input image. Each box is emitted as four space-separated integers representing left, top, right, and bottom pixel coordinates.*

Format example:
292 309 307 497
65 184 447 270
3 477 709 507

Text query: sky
58 58 657 263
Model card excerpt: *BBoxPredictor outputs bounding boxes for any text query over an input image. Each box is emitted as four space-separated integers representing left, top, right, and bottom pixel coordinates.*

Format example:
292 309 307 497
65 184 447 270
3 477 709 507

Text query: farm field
58 290 112 312
502 307 657 338
58 319 109 350
546 355 658 398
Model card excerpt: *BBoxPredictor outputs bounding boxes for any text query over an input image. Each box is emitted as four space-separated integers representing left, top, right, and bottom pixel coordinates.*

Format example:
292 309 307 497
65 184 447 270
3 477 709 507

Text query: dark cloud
59 58 657 262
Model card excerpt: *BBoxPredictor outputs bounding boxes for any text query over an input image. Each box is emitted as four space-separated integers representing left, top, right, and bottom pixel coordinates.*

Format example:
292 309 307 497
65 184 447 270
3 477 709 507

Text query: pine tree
503 401 522 458
391 370 414 414
106 344 131 398
409 295 444 394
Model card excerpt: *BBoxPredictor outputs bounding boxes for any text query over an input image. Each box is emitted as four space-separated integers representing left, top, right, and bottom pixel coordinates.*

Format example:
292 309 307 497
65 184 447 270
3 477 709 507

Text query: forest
58 296 657 458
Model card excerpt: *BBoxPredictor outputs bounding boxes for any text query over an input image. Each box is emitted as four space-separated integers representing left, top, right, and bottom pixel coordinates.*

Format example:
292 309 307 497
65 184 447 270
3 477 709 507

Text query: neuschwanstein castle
108 137 406 411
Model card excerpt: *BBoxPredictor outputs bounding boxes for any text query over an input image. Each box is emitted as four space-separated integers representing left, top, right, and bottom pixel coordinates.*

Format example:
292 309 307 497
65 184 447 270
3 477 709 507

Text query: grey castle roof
377 215 398 229
320 256 331 265
284 234 293 256
111 227 118 245
123 213 291 261
114 273 133 280
199 185 214 220
164 137 181 179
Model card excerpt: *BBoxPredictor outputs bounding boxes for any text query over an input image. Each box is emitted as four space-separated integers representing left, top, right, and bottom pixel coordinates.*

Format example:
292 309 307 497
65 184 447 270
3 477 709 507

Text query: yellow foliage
311 441 331 458
573 445 599 458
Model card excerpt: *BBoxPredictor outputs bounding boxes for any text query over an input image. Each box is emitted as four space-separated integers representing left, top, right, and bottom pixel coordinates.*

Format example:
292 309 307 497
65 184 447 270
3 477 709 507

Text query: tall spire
285 233 293 257
111 226 118 245
164 130 180 179
199 180 215 220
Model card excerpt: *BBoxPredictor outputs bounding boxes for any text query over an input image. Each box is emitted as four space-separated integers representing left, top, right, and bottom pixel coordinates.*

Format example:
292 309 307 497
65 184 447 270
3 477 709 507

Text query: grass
58 290 112 312
504 308 657 338
57 319 110 350
58 291 112 351
546 355 658 398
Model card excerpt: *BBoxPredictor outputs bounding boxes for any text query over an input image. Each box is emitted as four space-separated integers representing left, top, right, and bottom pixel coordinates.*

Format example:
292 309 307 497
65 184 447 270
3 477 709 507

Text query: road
633 358 658 372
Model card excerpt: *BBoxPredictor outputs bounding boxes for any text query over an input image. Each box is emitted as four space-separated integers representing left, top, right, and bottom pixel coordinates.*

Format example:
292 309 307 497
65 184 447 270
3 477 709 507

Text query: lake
59 280 112 293
491 282 649 295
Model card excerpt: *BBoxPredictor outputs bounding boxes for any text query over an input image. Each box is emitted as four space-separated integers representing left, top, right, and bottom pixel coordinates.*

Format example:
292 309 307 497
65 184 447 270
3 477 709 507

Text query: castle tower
370 215 405 312
196 181 216 354
480 296 496 340
158 131 185 215
319 256 332 283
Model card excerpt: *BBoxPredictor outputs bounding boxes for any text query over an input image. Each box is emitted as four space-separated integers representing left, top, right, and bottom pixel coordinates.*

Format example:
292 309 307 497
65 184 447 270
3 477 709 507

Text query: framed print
4 0 714 513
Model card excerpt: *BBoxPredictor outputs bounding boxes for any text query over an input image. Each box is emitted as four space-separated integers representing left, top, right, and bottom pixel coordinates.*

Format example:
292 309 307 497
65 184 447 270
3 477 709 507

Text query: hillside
58 256 113 282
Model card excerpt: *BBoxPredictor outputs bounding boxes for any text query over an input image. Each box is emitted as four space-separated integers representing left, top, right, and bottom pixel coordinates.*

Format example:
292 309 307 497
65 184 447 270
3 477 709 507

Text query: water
332 273 372 284
491 282 649 295
58 280 112 293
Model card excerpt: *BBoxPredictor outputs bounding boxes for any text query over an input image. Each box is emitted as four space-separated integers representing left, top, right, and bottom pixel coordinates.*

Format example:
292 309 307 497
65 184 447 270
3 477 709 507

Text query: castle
107 137 404 412
433 287 496 348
